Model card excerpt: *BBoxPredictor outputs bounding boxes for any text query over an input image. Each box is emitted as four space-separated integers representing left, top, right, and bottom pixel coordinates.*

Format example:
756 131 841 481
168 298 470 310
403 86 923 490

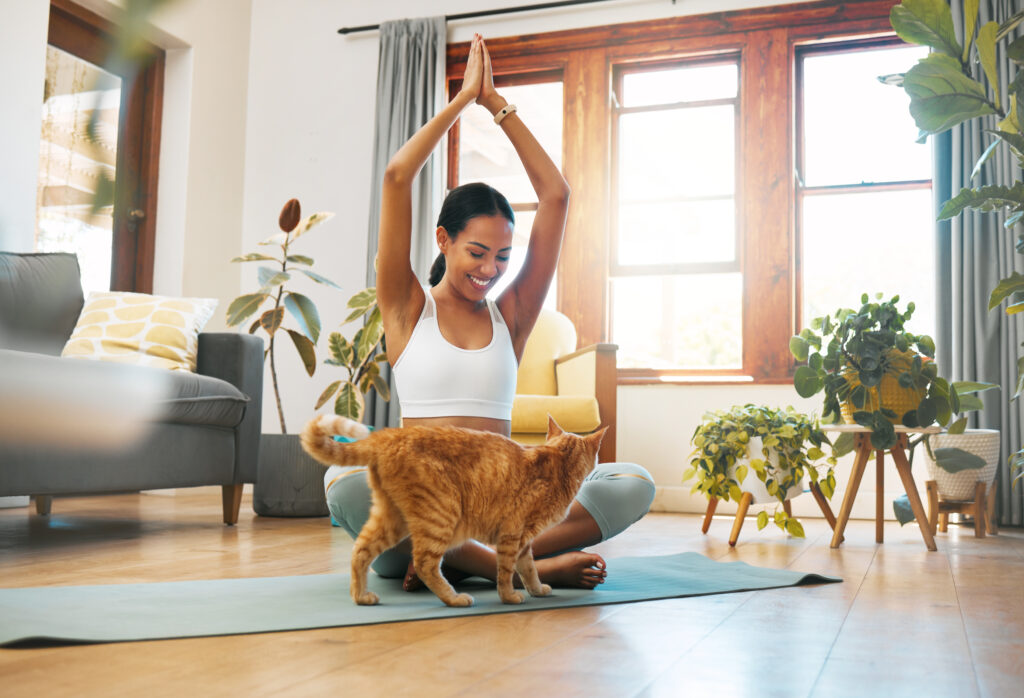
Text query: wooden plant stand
925 479 998 538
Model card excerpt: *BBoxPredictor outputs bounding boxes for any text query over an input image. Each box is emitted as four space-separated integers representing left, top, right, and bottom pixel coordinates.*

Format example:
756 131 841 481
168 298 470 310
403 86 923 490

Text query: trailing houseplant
315 287 390 420
225 198 339 434
885 0 1024 486
685 404 835 537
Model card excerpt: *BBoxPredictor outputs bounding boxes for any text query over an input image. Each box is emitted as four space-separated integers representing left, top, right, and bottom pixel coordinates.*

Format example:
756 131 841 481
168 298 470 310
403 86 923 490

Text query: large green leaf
259 307 284 335
890 0 962 58
976 22 1002 111
315 380 341 410
932 446 987 473
297 268 342 290
939 183 1024 220
327 332 354 366
904 54 994 138
283 292 321 344
231 253 280 263
793 366 822 398
356 307 384 363
963 0 980 62
790 336 809 361
996 8 1024 41
225 293 268 327
258 266 290 290
1008 36 1024 64
334 381 362 420
286 329 317 377
989 270 1024 310
971 137 1002 180
286 254 314 266
345 287 378 323
290 212 335 242
952 380 999 394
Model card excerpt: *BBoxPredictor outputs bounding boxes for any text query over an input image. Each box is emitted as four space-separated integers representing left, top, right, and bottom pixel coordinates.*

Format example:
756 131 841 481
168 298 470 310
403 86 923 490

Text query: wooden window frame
47 0 164 293
446 0 903 385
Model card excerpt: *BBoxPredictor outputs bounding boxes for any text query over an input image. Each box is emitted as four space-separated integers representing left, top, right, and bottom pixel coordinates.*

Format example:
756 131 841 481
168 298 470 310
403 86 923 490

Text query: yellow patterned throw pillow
61 292 217 372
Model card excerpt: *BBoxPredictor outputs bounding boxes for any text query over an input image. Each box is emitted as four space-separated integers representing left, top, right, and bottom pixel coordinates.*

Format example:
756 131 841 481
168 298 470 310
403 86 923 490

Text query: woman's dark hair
429 182 514 286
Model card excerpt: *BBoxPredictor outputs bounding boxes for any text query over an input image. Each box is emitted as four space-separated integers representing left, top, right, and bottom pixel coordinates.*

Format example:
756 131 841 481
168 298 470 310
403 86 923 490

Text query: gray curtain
939 0 1024 526
362 17 446 430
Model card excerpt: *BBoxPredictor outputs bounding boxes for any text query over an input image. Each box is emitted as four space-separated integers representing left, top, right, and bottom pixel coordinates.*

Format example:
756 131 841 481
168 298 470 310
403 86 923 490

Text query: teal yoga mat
0 552 839 646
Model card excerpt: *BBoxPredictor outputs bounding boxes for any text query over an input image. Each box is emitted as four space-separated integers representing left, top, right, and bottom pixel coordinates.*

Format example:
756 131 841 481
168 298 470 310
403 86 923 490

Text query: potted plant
226 198 341 516
685 404 836 540
885 0 1024 488
314 286 390 420
789 293 959 451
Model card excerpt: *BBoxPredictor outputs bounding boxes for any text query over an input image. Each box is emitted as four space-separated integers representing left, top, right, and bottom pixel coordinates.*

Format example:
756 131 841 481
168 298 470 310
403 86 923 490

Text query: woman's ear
436 226 449 253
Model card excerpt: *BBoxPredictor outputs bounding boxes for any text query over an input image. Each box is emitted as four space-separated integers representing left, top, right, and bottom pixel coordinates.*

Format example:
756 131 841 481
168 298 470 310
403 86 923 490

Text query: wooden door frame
47 0 164 293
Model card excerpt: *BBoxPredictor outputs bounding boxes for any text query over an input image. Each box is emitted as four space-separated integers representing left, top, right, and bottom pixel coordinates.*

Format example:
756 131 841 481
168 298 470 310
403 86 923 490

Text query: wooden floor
1 493 1022 698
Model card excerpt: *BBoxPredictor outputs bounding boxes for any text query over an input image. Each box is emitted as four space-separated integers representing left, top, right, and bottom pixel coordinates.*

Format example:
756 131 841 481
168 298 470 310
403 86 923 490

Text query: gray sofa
0 252 262 524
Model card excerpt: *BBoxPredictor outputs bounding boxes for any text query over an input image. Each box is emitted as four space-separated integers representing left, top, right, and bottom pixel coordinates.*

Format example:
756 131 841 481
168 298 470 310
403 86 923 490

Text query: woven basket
839 350 928 425
923 429 1000 501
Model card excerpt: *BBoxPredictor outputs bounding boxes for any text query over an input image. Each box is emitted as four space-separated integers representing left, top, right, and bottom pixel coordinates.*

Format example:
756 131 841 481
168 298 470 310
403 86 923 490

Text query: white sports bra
392 289 517 420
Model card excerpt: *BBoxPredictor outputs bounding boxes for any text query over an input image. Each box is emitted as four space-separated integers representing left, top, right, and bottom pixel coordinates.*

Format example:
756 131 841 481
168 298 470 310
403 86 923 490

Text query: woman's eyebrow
469 241 513 253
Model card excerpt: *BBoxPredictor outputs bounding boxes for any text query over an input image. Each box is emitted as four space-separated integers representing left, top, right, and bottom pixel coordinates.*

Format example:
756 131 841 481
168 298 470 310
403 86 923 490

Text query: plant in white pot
685 404 836 545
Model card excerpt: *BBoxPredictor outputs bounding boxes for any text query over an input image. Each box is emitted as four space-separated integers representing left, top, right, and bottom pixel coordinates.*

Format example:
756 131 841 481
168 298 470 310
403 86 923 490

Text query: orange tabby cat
301 414 606 608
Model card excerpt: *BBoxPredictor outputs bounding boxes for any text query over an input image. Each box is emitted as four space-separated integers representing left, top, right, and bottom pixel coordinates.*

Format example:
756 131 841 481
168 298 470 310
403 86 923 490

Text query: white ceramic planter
923 429 1000 501
734 437 805 504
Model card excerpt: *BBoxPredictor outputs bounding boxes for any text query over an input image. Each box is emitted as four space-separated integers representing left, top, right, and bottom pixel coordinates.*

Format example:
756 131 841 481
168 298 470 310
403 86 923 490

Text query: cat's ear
585 426 608 452
546 415 565 440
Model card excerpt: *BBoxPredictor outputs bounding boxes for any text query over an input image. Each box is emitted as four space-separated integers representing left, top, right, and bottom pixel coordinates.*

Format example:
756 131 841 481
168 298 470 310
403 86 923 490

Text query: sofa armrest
197 332 264 483
555 343 617 463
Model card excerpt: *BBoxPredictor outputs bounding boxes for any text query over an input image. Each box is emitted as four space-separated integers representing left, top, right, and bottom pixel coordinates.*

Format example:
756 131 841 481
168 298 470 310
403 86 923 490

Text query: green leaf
963 0 980 63
226 293 269 327
248 317 261 334
790 336 809 361
1008 36 1024 64
345 288 378 323
932 446 987 473
794 366 822 398
258 232 289 247
890 0 962 58
903 53 994 138
315 380 341 410
947 416 969 434
917 396 938 426
328 332 354 366
785 518 805 538
356 307 384 362
283 292 321 344
952 380 999 394
976 22 1002 111
735 463 749 485
286 254 314 266
957 394 985 412
334 382 362 420
231 253 280 263
971 137 1002 180
892 494 915 525
290 212 335 242
259 307 284 335
940 183 1024 220
832 432 856 458
297 268 342 290
371 373 391 401
757 510 769 530
990 271 1024 310
996 9 1024 41
286 329 317 377
258 266 290 290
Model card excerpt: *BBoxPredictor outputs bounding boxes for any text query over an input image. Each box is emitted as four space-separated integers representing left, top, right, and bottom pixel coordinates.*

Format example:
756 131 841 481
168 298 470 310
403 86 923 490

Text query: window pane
36 45 121 296
802 189 935 338
622 63 738 107
486 209 556 310
611 273 742 369
618 105 734 200
458 82 562 203
802 45 930 186
617 198 734 265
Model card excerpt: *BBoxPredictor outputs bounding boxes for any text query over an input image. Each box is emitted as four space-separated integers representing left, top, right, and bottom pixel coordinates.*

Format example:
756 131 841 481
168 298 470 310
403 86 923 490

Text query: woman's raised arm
478 38 571 352
376 37 484 333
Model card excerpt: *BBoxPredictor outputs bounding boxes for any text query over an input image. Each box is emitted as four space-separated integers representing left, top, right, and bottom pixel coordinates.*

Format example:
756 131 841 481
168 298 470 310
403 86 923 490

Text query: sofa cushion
0 252 84 355
62 291 217 372
510 394 601 434
161 369 249 428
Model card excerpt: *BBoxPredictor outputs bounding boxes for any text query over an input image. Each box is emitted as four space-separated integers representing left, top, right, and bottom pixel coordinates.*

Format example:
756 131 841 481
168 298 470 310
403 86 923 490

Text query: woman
324 34 654 590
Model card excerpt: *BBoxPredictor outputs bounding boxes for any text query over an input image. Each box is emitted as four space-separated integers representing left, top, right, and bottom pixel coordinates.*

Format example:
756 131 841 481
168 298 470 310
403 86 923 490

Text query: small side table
822 425 941 552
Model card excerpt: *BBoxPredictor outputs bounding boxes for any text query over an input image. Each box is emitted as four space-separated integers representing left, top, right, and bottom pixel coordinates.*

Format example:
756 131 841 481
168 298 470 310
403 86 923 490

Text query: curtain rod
337 0 639 35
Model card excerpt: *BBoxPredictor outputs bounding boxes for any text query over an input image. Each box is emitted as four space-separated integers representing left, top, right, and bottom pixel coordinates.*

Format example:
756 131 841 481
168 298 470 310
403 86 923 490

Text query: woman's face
439 214 514 299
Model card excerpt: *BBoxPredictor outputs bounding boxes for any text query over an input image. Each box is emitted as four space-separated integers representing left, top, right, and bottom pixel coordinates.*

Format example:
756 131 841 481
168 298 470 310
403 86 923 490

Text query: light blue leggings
323 461 656 578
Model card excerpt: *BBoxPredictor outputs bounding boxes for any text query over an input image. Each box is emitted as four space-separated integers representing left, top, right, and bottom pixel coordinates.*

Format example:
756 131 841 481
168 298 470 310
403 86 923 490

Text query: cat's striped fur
301 414 606 607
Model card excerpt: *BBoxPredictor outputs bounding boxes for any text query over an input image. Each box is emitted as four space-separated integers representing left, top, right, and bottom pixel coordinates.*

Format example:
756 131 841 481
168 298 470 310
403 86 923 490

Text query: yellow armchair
511 308 617 463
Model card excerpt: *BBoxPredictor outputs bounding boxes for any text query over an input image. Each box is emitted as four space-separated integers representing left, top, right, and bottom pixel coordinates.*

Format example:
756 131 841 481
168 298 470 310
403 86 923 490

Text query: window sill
617 372 795 387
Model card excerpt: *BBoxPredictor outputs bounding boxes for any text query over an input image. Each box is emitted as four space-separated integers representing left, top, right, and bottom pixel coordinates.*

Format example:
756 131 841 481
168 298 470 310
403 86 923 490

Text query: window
445 0 918 382
797 41 934 337
36 0 164 295
449 73 563 309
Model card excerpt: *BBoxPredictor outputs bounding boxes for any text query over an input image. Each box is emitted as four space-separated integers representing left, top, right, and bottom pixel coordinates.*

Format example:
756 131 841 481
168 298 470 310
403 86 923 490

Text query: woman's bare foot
402 560 473 592
535 551 607 589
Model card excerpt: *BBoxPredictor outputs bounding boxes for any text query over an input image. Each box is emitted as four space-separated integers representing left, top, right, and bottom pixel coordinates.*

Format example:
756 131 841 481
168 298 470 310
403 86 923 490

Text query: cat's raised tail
301 414 374 467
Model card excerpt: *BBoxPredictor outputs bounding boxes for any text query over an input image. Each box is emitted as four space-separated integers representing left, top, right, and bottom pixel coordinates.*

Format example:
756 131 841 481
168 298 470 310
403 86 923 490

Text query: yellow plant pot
839 350 928 426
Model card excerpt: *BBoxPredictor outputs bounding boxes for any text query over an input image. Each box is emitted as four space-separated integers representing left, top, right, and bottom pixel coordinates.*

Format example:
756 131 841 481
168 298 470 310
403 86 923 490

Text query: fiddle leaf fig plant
684 404 835 538
315 287 390 421
226 198 340 433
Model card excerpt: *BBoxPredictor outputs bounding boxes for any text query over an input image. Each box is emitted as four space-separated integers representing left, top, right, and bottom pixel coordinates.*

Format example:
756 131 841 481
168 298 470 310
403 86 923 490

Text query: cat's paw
528 583 552 597
499 590 526 605
446 593 475 607
353 591 380 605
